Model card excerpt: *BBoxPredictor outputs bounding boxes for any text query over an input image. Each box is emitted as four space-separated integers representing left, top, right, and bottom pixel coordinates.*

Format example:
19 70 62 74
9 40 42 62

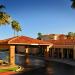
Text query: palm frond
0 12 10 25
71 0 75 8
0 5 5 9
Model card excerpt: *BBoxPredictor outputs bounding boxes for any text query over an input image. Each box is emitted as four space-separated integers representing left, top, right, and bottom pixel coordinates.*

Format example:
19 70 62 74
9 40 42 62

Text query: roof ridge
8 36 21 44
8 36 52 45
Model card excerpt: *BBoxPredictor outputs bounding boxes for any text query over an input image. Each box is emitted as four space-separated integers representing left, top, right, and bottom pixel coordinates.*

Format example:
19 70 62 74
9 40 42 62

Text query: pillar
49 48 51 57
44 46 49 58
52 48 55 58
41 46 44 56
44 48 46 57
25 48 29 57
9 45 15 66
60 48 64 59
46 46 50 57
67 49 69 59
46 45 53 58
73 46 75 60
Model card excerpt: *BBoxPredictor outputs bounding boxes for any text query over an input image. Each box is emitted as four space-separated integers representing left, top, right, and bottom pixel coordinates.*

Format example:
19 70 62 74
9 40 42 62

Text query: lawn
0 67 17 72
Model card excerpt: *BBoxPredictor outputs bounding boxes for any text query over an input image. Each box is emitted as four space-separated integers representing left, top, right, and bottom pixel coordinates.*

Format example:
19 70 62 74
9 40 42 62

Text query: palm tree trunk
14 30 15 37
17 31 18 36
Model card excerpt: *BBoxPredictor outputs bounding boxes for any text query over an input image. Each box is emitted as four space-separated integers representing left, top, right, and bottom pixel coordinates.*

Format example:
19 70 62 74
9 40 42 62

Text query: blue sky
0 0 75 39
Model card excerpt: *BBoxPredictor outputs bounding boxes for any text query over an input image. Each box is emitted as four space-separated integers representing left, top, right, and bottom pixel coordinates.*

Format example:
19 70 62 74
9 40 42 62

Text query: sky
0 0 75 39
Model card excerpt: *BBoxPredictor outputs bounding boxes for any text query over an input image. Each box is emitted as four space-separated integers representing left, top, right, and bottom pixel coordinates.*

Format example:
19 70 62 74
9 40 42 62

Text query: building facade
40 34 75 60
0 35 75 66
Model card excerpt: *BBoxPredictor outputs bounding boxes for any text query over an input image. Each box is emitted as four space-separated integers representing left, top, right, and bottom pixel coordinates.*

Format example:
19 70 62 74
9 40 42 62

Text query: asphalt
1 56 75 75
30 56 75 66
45 58 75 66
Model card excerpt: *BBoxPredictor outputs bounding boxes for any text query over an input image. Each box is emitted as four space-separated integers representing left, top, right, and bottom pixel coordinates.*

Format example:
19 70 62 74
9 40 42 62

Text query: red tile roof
0 37 16 44
0 36 52 45
47 39 75 45
1 35 75 47
8 36 51 45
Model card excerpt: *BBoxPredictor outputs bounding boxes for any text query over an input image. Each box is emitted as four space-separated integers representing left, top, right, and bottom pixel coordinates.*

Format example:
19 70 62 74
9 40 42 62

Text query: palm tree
71 0 75 8
16 25 22 36
11 20 22 36
0 5 5 11
0 5 10 25
37 32 42 40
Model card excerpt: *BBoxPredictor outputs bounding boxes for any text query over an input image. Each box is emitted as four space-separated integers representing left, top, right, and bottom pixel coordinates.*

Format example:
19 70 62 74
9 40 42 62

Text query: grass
0 67 18 72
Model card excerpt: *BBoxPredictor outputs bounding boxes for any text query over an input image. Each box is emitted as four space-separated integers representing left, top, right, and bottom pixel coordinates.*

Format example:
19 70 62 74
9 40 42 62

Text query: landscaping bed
0 65 24 72
0 67 17 72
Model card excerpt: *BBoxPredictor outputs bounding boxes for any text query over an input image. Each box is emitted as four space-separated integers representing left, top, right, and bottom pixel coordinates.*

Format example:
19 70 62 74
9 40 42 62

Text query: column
60 48 64 59
42 46 44 56
25 48 29 57
57 48 59 58
40 46 44 56
52 48 54 58
73 46 75 60
49 48 51 57
53 48 55 58
44 46 49 58
9 45 15 66
47 45 53 57
67 49 69 59
46 46 50 57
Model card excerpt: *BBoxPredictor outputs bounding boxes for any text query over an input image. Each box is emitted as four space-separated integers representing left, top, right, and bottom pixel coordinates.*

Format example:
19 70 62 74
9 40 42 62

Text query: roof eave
8 43 52 46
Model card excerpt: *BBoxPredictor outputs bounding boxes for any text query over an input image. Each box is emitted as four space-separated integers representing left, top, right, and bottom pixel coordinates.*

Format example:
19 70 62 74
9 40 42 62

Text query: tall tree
16 24 22 36
37 32 42 40
71 0 75 8
68 32 74 37
67 32 75 39
11 20 22 36
0 5 5 10
0 5 10 25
